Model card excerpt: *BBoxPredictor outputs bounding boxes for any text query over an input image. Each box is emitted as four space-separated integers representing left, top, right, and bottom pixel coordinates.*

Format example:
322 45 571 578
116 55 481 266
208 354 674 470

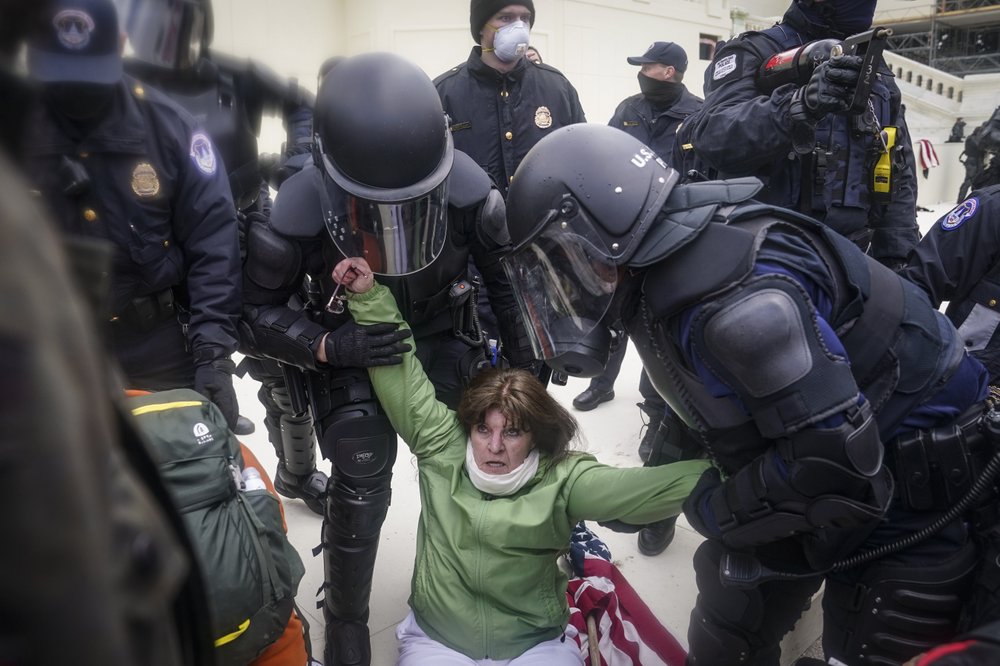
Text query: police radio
756 27 893 114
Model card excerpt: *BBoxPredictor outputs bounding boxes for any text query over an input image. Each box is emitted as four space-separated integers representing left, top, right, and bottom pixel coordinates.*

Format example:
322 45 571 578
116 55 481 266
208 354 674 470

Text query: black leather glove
194 359 239 429
792 55 864 120
323 320 412 368
682 466 724 540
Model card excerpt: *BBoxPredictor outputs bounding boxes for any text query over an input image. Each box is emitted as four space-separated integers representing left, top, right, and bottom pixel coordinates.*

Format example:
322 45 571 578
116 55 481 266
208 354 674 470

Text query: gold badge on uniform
534 106 553 129
131 162 160 197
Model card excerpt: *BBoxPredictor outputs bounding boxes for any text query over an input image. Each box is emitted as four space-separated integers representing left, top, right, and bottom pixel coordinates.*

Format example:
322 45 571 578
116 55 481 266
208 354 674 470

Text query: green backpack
127 389 305 665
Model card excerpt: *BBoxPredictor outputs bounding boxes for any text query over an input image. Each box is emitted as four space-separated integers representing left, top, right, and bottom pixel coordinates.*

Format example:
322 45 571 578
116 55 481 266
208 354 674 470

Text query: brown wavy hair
456 367 579 465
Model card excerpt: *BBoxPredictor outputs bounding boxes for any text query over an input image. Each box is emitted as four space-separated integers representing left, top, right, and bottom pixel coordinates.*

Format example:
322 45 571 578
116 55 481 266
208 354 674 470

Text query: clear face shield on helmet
318 150 449 276
114 0 206 69
501 205 619 377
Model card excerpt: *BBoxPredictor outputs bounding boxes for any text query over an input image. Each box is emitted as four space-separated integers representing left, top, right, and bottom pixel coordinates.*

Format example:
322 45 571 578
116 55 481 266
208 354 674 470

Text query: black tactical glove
194 359 239 430
791 55 864 121
323 320 412 368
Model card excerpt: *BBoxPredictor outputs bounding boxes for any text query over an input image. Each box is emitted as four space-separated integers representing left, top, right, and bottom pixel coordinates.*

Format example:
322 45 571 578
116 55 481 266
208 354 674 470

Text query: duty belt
110 287 177 334
887 404 992 513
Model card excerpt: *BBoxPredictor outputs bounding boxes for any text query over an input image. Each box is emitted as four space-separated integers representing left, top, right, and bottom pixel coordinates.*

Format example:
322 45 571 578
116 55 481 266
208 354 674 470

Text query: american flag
564 523 688 666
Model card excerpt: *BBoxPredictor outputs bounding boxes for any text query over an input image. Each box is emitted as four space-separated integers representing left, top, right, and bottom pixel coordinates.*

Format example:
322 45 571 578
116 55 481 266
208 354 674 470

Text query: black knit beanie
470 0 535 43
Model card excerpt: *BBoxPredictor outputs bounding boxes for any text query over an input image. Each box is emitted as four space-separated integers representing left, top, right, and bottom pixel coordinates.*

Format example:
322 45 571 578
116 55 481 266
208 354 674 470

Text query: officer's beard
638 74 684 109
42 83 117 135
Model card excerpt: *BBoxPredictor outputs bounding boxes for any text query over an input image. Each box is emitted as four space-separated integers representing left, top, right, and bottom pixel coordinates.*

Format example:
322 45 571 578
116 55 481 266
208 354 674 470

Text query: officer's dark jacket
124 53 314 212
902 185 1000 379
681 4 919 263
625 200 985 554
435 48 586 197
608 87 702 163
26 77 241 364
241 151 529 371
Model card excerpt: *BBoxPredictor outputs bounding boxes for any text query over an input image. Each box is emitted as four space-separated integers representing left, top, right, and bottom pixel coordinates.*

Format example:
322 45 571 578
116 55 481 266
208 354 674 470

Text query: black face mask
638 73 683 108
43 83 116 125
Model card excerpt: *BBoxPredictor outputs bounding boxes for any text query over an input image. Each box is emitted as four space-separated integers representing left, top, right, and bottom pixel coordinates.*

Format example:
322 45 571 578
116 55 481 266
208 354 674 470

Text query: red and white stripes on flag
564 550 687 666
918 138 940 174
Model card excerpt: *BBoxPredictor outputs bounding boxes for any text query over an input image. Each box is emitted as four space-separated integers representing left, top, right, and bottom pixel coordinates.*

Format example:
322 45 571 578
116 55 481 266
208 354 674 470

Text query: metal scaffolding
883 1 1000 75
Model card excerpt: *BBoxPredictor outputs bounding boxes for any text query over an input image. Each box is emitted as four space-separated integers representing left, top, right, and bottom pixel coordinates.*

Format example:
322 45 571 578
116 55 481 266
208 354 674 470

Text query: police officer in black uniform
113 0 327 501
7 1 214 662
240 52 531 666
903 186 1000 385
434 0 586 199
25 0 243 430
679 0 919 269
501 124 996 665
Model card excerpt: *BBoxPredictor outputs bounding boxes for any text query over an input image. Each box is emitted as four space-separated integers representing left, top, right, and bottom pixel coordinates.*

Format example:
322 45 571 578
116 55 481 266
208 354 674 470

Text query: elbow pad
244 306 328 372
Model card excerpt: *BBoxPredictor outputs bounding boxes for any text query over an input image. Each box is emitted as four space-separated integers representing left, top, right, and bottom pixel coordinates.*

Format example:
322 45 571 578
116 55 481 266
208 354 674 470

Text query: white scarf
464 438 540 496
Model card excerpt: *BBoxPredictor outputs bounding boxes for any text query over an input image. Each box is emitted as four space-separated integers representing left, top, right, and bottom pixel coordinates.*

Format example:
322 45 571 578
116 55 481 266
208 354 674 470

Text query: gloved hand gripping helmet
501 124 680 377
114 0 211 69
314 52 453 276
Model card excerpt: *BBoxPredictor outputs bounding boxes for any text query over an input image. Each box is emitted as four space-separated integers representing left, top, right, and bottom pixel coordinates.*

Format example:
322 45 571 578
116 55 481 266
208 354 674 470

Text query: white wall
209 0 996 206
211 0 790 152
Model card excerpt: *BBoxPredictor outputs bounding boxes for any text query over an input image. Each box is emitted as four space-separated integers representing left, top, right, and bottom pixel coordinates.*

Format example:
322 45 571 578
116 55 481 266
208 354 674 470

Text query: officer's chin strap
721 405 1000 589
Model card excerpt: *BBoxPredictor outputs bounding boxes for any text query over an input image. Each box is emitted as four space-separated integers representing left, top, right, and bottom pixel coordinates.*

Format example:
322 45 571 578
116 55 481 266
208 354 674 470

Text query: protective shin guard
823 539 978 665
280 411 317 476
321 475 392 666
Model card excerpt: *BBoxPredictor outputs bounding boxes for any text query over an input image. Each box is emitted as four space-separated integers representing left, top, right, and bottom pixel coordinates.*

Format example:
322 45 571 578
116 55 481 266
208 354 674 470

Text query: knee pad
823 539 978 664
687 606 755 666
314 369 398 478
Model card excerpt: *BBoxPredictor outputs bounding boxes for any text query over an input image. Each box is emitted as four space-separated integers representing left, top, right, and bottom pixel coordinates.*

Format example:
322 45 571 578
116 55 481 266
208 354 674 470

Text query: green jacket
349 285 710 660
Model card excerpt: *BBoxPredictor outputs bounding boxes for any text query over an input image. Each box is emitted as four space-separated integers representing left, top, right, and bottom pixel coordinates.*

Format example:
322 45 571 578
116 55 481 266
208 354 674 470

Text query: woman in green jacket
333 257 711 665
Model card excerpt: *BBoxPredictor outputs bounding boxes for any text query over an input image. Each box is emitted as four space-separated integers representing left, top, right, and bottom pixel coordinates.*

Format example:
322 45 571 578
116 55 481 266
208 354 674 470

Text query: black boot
636 401 665 462
637 516 677 556
233 414 256 436
324 619 371 666
572 387 615 411
273 464 327 515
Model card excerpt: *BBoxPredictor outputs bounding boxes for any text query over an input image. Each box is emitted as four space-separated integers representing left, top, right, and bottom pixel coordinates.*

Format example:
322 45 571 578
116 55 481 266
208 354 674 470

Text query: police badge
535 106 553 129
131 162 160 198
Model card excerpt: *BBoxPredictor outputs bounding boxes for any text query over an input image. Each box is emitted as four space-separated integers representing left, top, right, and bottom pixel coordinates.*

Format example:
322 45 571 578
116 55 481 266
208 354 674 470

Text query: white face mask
491 20 530 63
465 438 540 496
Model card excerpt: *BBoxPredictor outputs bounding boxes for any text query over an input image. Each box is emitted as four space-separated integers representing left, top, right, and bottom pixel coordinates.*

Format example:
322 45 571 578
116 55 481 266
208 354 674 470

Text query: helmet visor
324 166 449 276
116 0 204 69
501 213 618 362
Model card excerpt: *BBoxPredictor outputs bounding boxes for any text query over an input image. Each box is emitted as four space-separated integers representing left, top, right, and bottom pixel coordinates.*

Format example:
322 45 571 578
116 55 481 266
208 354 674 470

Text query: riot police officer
501 124 995 665
115 0 313 213
678 0 919 269
239 52 531 666
115 0 316 457
25 0 243 430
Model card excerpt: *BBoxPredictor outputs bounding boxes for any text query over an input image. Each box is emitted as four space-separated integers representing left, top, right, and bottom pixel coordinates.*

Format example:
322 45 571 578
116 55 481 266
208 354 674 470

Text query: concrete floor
233 202 954 665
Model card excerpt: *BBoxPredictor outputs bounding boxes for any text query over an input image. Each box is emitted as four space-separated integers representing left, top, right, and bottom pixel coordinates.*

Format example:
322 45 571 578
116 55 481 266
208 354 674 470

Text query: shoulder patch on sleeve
940 197 979 231
189 132 218 176
712 53 740 82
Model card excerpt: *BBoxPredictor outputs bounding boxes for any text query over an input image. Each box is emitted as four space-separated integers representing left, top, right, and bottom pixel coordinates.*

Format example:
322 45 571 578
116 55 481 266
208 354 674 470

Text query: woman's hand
332 257 375 294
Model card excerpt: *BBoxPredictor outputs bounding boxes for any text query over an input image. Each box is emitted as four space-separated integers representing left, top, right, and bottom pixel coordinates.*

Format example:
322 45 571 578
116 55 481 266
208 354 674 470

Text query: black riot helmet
501 124 682 377
315 52 453 276
114 0 212 69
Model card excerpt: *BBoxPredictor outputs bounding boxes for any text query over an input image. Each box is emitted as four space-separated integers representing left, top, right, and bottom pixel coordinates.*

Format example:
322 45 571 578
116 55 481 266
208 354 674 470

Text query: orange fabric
250 611 310 666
